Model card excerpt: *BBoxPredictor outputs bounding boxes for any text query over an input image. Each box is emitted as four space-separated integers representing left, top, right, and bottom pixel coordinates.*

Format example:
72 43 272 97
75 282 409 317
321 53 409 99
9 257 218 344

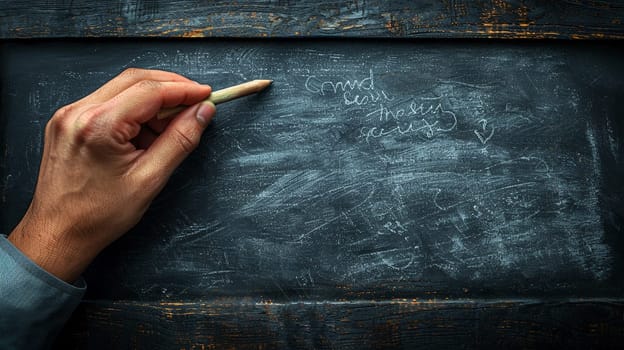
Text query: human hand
8 68 216 282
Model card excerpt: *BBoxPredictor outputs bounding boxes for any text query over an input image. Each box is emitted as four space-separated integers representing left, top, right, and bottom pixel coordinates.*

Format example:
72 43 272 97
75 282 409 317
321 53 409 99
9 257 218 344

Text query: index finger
77 68 199 106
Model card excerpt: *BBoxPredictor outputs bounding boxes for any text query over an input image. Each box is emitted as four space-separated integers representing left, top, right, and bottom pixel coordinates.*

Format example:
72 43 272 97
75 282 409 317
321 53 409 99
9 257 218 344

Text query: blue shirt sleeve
0 235 86 350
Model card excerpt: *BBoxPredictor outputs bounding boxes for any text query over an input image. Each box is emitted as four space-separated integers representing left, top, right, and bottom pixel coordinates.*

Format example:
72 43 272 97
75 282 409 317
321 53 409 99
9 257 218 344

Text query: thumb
136 101 216 181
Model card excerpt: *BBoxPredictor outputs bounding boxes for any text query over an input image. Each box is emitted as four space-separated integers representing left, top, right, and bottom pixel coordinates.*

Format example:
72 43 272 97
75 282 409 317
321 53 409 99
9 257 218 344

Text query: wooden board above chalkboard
1 0 623 40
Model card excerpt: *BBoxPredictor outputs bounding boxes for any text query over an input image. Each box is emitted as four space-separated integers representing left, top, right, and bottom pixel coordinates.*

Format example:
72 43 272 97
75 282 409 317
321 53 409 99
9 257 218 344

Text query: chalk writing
343 90 393 106
305 69 375 96
304 70 459 143
359 98 457 142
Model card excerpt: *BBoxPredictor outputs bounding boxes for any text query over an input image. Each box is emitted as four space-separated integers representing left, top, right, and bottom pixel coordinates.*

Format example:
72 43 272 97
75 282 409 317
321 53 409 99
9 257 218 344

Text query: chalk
157 79 273 119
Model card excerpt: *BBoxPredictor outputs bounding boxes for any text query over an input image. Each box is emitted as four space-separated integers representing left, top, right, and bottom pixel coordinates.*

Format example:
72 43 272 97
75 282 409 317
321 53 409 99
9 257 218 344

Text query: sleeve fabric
0 235 86 350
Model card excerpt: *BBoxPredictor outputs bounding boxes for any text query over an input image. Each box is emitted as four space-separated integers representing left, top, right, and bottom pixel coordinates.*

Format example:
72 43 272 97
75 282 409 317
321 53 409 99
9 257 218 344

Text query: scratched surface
1 0 624 39
1 40 624 348
1 39 623 301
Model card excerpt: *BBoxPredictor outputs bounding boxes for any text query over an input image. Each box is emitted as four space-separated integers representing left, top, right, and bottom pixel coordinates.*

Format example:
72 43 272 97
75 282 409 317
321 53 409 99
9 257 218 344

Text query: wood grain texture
1 5 623 345
54 299 624 349
1 0 623 39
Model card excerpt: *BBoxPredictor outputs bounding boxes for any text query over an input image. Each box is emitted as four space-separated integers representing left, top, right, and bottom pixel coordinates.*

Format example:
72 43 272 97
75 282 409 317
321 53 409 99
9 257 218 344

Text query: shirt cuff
0 234 86 294
0 234 86 349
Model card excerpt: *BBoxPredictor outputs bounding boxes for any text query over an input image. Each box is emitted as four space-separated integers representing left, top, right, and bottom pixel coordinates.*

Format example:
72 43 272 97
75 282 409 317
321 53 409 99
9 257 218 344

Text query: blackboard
1 39 624 347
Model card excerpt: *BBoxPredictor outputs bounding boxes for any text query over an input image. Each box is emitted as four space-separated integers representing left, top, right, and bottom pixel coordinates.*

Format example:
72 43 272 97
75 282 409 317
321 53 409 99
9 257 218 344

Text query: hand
8 68 216 282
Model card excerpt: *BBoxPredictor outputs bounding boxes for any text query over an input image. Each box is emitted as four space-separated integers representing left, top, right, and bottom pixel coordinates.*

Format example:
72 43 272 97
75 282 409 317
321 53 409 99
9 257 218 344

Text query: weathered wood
1 2 624 348
54 299 624 349
1 0 623 39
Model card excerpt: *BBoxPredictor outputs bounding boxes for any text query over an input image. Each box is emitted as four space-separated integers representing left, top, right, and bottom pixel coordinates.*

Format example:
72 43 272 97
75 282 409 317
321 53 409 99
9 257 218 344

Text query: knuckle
45 116 68 137
53 104 75 119
78 108 102 127
47 104 77 135
120 67 146 79
134 79 162 92
172 127 199 154
72 107 106 144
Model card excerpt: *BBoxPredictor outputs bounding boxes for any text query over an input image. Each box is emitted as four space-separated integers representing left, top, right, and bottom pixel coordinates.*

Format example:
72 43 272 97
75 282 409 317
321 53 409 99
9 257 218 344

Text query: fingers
77 68 200 106
66 70 217 200
101 80 211 141
134 101 216 182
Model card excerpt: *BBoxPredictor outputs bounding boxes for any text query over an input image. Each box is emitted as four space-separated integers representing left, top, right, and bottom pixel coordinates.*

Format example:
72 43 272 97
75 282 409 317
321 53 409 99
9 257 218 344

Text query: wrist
8 211 97 283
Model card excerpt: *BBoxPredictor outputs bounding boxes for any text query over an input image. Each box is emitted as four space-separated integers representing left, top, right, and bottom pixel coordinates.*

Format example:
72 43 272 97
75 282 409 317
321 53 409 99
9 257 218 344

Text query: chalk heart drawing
474 118 495 144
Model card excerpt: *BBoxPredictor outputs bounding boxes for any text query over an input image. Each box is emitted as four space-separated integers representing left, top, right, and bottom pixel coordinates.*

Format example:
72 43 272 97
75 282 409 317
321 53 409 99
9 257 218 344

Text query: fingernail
196 101 216 127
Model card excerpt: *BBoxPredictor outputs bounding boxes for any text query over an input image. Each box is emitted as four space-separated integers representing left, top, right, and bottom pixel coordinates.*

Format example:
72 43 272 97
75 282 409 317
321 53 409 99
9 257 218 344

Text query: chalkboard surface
1 39 624 347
